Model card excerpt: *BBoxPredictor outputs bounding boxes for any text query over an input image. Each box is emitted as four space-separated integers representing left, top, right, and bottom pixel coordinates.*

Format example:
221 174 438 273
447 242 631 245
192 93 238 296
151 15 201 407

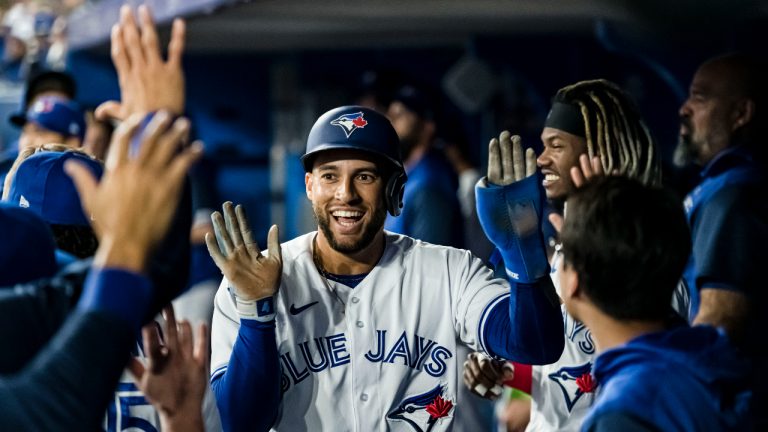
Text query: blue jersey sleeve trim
478 293 510 355
76 268 152 331
482 279 564 364
210 365 228 383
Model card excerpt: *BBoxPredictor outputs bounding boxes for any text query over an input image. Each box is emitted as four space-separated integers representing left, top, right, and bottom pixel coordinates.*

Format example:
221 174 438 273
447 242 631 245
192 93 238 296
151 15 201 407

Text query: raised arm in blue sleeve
211 319 281 432
475 175 565 363
0 269 152 431
482 278 564 365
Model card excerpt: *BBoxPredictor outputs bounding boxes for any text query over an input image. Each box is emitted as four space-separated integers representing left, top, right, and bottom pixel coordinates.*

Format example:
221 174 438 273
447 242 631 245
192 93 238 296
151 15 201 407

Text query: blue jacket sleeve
0 269 151 431
211 319 281 432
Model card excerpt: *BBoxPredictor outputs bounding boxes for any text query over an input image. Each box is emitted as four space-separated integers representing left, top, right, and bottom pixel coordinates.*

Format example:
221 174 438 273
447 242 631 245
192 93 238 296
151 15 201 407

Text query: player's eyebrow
316 164 339 172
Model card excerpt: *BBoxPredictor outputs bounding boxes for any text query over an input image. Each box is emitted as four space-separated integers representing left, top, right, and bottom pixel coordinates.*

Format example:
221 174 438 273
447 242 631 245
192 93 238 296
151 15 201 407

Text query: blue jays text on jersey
280 329 453 390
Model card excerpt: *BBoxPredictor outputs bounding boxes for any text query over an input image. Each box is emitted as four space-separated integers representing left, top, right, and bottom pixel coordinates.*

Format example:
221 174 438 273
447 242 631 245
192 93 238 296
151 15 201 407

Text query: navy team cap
23 96 86 141
0 202 57 286
6 151 103 226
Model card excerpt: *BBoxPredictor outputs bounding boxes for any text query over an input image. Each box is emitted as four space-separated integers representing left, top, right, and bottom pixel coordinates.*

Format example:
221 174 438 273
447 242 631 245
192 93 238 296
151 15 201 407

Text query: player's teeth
545 174 559 181
333 211 363 217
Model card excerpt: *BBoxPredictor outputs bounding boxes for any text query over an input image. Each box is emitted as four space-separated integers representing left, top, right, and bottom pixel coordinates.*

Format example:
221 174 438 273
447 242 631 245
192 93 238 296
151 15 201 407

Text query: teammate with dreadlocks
463 79 684 432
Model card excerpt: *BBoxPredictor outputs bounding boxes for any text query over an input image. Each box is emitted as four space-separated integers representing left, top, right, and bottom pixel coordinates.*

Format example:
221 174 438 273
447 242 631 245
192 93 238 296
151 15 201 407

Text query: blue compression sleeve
483 278 564 365
212 319 280 432
475 174 550 283
76 268 152 331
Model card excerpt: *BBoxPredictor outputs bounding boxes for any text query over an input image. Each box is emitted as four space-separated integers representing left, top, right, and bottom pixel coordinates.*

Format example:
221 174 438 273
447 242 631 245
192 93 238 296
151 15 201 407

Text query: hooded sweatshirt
582 325 751 432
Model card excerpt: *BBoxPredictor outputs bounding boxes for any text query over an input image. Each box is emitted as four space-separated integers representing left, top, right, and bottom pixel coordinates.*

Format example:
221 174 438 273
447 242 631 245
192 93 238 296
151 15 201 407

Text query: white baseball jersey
211 231 509 431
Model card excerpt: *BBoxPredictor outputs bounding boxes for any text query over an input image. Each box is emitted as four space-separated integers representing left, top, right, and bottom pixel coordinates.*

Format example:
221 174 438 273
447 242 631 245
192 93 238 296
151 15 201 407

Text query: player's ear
560 261 580 301
305 172 313 199
731 98 755 131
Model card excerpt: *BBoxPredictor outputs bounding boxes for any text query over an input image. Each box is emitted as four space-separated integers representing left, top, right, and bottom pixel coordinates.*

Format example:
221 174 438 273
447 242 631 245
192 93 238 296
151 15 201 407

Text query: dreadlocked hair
553 79 661 186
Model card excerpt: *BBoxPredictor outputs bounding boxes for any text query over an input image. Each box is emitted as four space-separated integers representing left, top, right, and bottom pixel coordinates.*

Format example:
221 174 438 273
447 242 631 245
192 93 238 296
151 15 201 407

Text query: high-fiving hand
487 131 537 186
548 154 606 233
66 112 201 272
128 306 208 432
206 202 282 301
96 5 186 122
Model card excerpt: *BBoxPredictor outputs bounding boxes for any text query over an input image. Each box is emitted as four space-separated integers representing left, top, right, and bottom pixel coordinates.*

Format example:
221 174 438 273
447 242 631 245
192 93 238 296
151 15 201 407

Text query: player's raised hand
487 131 537 186
463 352 513 400
65 111 202 271
548 154 605 234
96 5 186 122
206 202 282 301
570 154 605 189
128 306 208 432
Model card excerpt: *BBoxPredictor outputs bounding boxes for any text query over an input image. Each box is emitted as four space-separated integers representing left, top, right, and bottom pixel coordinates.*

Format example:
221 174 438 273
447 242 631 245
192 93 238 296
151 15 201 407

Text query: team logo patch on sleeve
387 384 453 431
330 112 368 138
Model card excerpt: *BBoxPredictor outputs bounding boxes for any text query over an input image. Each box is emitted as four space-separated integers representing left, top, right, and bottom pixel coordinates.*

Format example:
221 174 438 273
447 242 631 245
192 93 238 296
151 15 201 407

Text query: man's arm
474 132 564 364
693 289 749 342
0 270 151 431
690 185 765 345
206 203 283 432
0 102 201 431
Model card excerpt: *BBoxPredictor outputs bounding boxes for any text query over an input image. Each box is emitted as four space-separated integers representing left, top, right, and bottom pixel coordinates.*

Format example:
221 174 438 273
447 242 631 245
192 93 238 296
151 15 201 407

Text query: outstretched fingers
119 5 146 70
236 204 261 258
223 201 245 249
487 137 501 184
211 211 234 256
511 134 524 182
267 224 281 262
499 131 514 184
167 18 186 69
138 5 161 65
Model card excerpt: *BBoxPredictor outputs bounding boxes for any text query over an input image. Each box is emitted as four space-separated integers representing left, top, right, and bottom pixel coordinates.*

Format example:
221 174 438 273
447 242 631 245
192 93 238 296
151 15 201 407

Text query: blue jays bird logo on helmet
330 112 368 138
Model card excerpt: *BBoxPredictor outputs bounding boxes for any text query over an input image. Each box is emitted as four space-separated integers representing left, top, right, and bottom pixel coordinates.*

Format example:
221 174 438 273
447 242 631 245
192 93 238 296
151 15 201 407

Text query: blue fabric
0 309 135 431
482 281 564 364
76 269 152 332
188 243 222 287
6 151 103 226
323 271 368 288
475 174 549 283
385 150 464 248
25 96 86 140
682 145 765 318
582 325 751 432
211 319 280 432
0 203 57 286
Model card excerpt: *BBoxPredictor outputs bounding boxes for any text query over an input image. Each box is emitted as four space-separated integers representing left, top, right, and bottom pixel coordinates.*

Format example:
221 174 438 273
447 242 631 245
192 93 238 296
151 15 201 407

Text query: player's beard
673 132 697 168
313 204 387 254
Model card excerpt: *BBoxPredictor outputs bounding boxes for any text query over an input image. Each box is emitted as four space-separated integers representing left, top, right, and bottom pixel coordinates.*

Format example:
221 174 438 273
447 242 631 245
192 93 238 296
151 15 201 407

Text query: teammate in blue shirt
559 176 750 431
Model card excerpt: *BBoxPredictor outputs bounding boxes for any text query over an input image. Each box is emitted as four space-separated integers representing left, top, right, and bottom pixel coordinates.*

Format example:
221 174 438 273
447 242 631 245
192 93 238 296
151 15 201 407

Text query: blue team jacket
582 325 751 431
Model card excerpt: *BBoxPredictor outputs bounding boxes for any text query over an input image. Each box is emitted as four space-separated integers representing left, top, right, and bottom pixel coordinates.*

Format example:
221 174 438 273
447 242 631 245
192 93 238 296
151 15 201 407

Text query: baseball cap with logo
23 96 87 141
8 70 77 127
6 151 103 226
0 202 57 286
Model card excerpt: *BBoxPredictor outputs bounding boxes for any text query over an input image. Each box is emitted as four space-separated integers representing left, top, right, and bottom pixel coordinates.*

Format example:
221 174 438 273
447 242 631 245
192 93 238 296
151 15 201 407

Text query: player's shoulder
384 231 479 267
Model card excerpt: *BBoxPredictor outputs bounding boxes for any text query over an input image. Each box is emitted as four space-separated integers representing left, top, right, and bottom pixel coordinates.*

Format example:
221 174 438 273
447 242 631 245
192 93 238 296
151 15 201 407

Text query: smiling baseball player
207 106 564 431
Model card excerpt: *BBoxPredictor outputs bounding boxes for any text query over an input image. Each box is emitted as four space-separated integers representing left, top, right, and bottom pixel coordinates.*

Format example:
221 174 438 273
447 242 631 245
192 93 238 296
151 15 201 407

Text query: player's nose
334 176 359 202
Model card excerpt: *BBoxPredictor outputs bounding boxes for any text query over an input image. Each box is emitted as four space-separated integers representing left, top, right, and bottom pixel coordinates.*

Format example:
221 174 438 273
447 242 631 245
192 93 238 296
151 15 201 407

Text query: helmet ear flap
385 170 407 217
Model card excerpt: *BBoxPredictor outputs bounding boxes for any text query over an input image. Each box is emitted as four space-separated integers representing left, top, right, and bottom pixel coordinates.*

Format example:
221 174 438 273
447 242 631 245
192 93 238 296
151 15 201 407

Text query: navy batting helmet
302 106 407 216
